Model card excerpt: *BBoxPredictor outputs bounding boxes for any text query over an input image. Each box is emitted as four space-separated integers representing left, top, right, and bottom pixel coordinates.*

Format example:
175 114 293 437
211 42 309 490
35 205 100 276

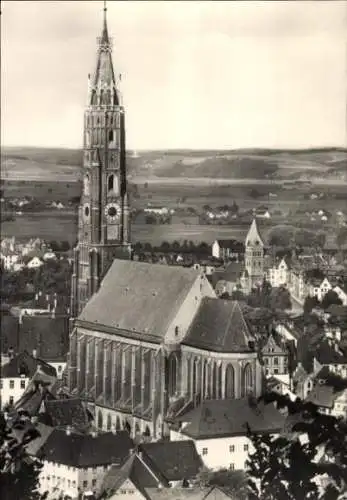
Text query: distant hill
1 146 346 183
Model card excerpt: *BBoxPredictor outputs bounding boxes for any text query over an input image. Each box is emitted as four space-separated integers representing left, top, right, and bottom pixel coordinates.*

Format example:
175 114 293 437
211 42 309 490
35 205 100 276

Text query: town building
36 428 133 499
101 440 203 498
1 351 57 409
211 240 241 261
261 334 288 376
268 257 291 288
169 397 285 471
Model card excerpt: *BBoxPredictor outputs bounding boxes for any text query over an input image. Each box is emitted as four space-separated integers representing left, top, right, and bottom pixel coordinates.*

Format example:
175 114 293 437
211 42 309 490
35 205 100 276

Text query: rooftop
176 397 286 439
139 440 203 482
39 429 133 467
183 299 254 353
2 351 57 379
78 259 203 342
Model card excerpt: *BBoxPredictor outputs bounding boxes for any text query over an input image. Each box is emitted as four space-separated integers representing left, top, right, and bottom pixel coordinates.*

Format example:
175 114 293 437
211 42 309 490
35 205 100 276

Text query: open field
1 146 346 246
0 215 266 246
2 146 346 182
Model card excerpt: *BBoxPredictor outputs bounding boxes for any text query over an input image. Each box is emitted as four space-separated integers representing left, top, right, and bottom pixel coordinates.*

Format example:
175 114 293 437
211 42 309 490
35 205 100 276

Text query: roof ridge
221 301 237 346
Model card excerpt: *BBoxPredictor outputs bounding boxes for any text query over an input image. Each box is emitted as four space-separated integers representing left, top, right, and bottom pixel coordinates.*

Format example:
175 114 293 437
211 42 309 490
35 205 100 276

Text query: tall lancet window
84 174 90 196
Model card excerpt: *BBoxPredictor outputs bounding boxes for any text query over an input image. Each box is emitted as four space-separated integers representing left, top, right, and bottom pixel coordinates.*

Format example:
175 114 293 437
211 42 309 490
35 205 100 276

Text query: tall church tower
242 219 264 292
70 5 131 318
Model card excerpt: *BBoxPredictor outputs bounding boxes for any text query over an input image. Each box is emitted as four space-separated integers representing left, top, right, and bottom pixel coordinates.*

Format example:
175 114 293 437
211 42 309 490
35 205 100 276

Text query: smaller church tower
241 219 265 293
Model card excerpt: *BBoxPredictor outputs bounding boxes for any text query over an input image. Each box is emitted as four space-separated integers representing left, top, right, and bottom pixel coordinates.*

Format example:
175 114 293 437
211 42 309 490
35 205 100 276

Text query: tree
336 227 347 249
246 393 347 500
321 290 343 310
269 286 292 311
303 295 320 315
268 226 295 248
195 465 249 499
0 412 46 500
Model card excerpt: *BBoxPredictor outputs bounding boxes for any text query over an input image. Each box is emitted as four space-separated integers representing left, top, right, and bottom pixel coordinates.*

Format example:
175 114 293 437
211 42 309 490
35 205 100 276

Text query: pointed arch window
242 363 254 396
106 413 112 431
108 174 114 192
225 364 235 399
97 411 103 429
217 364 223 399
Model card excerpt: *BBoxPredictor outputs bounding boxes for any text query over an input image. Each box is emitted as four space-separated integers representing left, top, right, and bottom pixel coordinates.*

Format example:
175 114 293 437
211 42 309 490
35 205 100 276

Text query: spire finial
100 0 110 46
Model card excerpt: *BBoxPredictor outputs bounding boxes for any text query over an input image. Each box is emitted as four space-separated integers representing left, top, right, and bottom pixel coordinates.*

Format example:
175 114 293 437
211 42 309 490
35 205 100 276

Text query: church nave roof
182 299 254 353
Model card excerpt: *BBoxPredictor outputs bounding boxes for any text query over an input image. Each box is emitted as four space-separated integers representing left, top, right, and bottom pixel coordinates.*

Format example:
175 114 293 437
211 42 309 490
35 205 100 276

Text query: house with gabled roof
1 350 57 409
261 334 288 376
211 240 242 261
100 440 203 499
36 428 133 500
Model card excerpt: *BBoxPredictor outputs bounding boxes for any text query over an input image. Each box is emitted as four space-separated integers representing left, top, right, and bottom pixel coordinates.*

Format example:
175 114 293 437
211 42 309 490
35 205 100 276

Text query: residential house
1 313 70 378
36 428 133 500
211 240 241 261
266 374 296 401
213 262 244 297
1 351 57 408
313 342 347 379
333 285 347 306
305 383 347 419
0 250 20 271
268 258 291 288
292 363 314 400
144 206 171 216
261 334 288 376
307 277 332 302
101 440 203 499
43 251 57 261
288 267 307 304
170 397 285 471
27 256 44 269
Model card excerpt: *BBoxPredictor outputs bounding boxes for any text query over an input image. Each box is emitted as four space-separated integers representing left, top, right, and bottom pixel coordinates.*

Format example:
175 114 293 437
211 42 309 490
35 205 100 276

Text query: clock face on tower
105 202 120 222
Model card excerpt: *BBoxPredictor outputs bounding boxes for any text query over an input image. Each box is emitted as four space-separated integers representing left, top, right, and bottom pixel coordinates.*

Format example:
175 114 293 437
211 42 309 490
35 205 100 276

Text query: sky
1 0 347 150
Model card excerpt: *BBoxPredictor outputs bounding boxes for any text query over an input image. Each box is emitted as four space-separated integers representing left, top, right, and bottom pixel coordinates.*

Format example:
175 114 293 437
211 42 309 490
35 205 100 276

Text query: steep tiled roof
78 260 203 341
20 315 69 362
218 262 243 283
139 440 203 482
314 344 347 365
41 399 92 428
2 351 56 378
39 429 133 467
14 384 56 416
262 334 286 355
305 385 344 409
176 398 286 439
183 299 254 353
101 453 160 499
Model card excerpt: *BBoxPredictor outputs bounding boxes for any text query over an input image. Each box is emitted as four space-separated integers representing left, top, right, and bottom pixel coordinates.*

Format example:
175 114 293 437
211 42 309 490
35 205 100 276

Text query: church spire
89 1 119 106
100 1 110 46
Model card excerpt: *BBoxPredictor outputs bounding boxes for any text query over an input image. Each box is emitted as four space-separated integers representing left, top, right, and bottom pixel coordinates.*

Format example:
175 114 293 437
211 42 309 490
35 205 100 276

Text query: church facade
67 8 263 440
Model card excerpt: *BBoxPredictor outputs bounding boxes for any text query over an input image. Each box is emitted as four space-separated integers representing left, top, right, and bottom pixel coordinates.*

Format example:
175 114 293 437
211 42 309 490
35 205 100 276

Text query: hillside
1 146 346 183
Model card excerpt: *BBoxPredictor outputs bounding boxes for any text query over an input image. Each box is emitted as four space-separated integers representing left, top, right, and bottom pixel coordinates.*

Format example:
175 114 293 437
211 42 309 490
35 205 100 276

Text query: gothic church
67 7 263 440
